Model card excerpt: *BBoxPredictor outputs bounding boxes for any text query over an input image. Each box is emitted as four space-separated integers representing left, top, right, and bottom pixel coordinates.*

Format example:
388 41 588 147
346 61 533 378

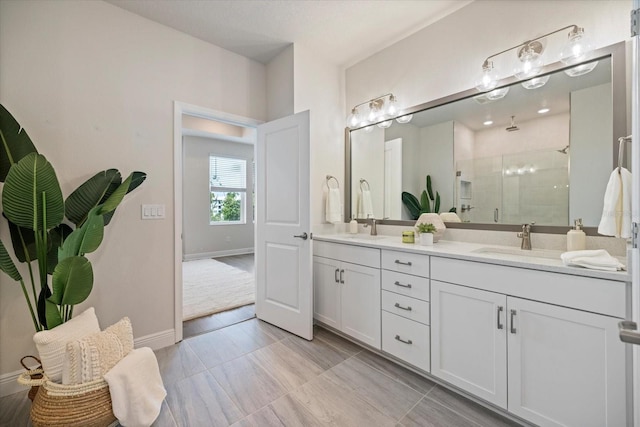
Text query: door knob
293 232 308 240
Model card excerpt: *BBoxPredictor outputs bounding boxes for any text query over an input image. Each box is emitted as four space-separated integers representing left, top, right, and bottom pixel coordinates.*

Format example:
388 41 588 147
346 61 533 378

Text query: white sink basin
472 247 562 260
344 234 387 241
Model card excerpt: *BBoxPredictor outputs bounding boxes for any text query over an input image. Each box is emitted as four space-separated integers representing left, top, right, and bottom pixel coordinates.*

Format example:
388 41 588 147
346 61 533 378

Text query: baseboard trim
134 328 176 351
0 328 176 398
183 248 254 261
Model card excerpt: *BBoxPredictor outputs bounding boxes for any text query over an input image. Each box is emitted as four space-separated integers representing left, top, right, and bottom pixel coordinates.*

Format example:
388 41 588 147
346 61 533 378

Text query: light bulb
475 61 498 92
395 114 413 124
367 101 383 123
485 87 509 100
377 120 392 129
521 75 549 90
560 27 592 65
515 44 544 80
385 95 398 117
346 108 361 129
564 60 598 77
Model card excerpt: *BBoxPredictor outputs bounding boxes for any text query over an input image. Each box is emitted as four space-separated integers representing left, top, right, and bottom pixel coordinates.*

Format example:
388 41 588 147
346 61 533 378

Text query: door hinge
632 8 640 37
632 222 639 248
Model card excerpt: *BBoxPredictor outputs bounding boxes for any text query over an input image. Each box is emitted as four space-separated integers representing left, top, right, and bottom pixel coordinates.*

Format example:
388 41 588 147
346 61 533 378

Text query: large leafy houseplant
0 104 146 331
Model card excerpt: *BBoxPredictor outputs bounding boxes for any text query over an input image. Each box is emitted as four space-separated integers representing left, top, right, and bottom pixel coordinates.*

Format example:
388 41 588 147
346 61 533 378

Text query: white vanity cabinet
380 250 431 372
313 241 381 349
431 257 627 427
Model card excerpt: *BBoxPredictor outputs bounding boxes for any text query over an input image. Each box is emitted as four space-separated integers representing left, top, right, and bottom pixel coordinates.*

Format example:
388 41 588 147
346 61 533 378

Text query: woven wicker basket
18 370 116 427
19 356 43 401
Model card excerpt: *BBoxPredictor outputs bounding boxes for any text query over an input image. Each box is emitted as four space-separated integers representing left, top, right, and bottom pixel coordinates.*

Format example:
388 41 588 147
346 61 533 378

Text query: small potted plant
415 222 436 246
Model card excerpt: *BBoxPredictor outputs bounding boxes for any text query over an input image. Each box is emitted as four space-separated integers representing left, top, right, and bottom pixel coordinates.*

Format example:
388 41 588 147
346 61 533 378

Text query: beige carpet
182 258 255 321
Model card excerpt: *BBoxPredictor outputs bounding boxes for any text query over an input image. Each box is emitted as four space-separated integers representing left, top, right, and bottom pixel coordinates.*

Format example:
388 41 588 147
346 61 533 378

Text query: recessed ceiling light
483 120 493 126
538 108 550 114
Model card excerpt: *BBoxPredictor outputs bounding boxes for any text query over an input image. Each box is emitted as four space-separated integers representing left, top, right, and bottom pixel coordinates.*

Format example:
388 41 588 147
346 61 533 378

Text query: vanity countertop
313 234 630 282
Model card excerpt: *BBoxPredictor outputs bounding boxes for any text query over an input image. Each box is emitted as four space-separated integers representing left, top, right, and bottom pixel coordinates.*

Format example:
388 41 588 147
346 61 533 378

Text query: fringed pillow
62 317 134 385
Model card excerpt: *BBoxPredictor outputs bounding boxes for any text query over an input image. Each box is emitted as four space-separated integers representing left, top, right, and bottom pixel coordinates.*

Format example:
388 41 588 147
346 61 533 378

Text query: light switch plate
141 204 166 220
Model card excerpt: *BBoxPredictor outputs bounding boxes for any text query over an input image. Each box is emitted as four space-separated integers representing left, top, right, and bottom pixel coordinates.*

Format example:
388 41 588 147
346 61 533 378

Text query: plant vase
419 233 434 246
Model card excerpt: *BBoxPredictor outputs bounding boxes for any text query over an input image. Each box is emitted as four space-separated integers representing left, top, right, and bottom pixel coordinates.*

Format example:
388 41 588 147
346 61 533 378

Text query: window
209 155 247 224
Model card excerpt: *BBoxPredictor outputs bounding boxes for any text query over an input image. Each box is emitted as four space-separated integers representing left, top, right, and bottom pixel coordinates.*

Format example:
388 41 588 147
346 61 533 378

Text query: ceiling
106 0 472 66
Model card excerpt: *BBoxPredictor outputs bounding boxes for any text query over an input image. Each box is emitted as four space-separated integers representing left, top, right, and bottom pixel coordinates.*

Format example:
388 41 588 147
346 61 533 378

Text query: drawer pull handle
339 269 345 284
394 281 412 289
510 309 517 334
497 306 504 330
395 335 413 345
395 260 412 266
394 302 412 311
334 269 340 283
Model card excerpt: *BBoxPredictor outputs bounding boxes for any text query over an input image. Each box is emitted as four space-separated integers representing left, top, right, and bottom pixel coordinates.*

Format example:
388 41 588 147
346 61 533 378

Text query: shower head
506 116 519 132
557 145 570 154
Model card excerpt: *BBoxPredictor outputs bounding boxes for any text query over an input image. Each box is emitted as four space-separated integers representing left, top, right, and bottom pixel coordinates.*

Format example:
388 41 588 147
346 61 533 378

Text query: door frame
173 101 262 342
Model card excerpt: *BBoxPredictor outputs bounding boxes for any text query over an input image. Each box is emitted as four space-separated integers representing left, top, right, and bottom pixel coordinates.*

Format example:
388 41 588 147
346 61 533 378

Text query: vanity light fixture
538 108 550 114
522 75 550 90
347 93 410 129
475 24 593 93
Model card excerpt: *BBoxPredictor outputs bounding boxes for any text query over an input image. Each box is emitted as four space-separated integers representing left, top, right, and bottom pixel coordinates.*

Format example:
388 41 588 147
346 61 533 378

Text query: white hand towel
561 249 625 271
361 189 374 218
598 168 632 238
104 347 166 427
325 187 342 224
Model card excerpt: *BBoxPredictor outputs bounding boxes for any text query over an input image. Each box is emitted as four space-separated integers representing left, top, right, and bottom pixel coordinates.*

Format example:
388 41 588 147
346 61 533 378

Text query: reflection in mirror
347 46 625 229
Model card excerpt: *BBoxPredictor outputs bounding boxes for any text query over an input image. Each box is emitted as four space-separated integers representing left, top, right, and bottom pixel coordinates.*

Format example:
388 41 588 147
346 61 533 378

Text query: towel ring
326 175 339 189
618 135 632 172
359 179 370 191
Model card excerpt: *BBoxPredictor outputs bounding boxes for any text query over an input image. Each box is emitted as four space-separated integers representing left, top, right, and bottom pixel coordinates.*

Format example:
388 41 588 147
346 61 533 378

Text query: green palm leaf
0 104 37 182
0 240 22 281
2 153 64 231
6 217 37 263
49 256 93 306
65 169 120 226
401 192 422 220
59 207 104 259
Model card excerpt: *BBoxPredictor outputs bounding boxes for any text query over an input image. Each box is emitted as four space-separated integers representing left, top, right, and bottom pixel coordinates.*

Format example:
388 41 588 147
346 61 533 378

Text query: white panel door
313 256 341 330
341 262 381 349
431 280 507 408
256 110 312 340
384 138 402 219
507 297 626 427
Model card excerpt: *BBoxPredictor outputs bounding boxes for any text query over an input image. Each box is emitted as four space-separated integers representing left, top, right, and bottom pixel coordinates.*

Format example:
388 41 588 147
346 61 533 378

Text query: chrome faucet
363 215 378 236
517 223 534 250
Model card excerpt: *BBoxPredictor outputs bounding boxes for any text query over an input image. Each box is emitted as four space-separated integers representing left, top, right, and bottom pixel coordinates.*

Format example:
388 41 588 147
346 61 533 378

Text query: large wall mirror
345 42 627 232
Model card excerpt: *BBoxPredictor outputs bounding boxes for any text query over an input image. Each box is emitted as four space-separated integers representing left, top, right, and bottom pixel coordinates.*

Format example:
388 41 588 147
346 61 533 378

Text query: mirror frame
344 41 627 235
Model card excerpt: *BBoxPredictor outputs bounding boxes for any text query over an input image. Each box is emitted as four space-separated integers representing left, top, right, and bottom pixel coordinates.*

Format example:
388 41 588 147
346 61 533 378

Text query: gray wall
183 135 255 259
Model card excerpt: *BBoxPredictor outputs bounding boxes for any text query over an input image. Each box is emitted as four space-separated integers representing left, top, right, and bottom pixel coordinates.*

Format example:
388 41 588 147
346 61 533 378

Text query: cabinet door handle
394 260 412 266
334 268 340 283
339 269 345 284
510 309 517 334
394 302 412 311
395 335 413 345
394 281 412 289
497 306 504 330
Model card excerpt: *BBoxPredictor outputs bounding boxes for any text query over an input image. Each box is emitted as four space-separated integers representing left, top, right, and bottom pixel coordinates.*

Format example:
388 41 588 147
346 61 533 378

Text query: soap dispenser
567 218 586 251
349 217 358 234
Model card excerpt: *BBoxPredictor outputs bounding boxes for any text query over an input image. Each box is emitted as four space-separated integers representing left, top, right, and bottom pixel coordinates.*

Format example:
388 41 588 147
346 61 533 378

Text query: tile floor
0 319 520 427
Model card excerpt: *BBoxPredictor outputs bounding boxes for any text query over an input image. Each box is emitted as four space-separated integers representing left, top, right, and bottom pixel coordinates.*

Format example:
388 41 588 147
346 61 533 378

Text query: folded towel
325 187 342 224
358 189 374 219
561 249 625 271
598 168 632 238
439 212 461 222
104 347 166 427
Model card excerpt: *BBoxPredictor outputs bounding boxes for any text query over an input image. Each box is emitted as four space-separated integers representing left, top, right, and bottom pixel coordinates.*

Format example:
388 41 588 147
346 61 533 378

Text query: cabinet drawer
382 291 430 325
382 250 429 277
382 270 430 301
382 311 430 372
431 257 627 318
314 241 380 268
